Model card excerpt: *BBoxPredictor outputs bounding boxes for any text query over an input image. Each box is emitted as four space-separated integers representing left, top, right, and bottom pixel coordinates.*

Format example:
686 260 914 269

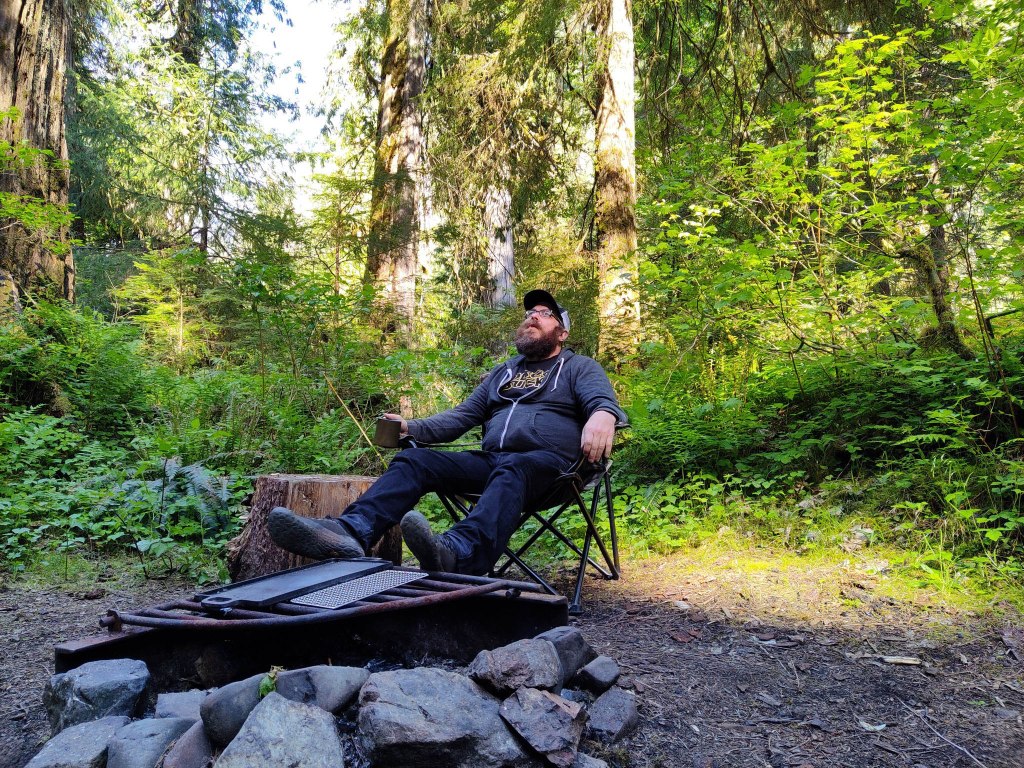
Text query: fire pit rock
216 692 344 768
198 672 264 747
162 721 212 768
154 690 207 721
498 687 587 767
24 715 129 768
535 627 598 687
571 655 619 694
275 664 368 713
105 717 194 768
357 667 534 767
468 638 563 696
586 686 639 743
44 659 150 734
32 627 631 768
573 754 612 768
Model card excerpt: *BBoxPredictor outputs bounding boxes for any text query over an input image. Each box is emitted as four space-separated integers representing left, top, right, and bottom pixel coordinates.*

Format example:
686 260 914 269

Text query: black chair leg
570 529 593 615
605 472 620 576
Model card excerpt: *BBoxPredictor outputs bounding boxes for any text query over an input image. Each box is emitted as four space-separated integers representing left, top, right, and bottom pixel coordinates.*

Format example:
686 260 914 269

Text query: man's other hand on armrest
581 410 617 463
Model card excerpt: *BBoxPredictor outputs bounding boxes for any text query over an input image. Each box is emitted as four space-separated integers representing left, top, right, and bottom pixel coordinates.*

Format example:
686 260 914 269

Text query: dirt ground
573 552 1024 768
2 551 1022 768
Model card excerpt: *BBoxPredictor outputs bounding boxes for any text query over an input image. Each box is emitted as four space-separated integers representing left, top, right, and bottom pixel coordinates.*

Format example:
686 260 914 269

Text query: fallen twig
900 700 989 768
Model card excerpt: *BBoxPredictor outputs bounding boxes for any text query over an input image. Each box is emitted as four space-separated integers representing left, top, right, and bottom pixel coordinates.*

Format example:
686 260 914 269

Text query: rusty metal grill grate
291 570 426 609
92 569 558 633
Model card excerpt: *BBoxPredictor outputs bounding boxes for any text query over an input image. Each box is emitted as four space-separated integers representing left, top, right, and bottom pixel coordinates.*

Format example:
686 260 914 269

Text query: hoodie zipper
498 401 518 449
496 352 565 449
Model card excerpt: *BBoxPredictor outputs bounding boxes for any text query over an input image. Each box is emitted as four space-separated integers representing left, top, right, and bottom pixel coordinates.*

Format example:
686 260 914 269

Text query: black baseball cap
523 289 570 331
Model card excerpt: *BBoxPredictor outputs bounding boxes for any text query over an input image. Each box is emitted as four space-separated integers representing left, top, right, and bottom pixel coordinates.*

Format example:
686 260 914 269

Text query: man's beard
514 323 562 360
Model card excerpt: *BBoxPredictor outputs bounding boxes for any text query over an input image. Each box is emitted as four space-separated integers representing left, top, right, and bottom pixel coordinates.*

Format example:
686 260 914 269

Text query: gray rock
25 716 130 768
106 717 193 768
162 721 213 768
199 673 264 747
155 690 208 721
358 667 538 767
572 754 609 768
534 627 596 685
571 656 619 694
499 688 586 767
215 692 344 768
276 664 369 713
45 659 150 734
468 638 562 696
587 687 639 743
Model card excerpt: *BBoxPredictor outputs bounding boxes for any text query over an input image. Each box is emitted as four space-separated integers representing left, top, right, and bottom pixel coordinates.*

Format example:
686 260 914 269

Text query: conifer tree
594 0 640 363
365 0 429 337
0 0 74 306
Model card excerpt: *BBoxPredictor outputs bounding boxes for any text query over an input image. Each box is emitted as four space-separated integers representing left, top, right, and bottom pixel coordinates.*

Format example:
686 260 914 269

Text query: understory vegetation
3 0 1024 602
2 298 1021 595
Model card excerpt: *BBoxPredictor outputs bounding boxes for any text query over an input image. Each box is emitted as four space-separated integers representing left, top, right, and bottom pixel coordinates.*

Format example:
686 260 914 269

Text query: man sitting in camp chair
268 289 627 575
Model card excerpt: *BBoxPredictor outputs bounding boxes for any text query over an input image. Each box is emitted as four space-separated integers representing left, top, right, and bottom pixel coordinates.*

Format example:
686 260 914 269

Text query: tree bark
594 0 639 365
225 473 402 581
917 158 973 360
364 0 428 337
483 185 514 308
0 0 74 307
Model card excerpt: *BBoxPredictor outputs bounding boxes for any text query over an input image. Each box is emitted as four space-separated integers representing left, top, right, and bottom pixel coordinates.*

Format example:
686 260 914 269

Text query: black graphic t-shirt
499 356 561 400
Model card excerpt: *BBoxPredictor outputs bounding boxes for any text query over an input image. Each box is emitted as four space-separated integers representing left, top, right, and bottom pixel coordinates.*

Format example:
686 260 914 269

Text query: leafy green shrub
0 301 149 434
614 340 1024 564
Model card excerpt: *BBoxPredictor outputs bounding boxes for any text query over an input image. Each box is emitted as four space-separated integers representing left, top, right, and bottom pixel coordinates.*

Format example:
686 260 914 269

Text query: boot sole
268 508 364 560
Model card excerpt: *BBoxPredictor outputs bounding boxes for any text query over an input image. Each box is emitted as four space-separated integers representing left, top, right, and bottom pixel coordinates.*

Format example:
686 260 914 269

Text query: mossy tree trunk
364 0 428 338
594 0 640 365
0 0 74 307
483 185 514 308
907 158 974 360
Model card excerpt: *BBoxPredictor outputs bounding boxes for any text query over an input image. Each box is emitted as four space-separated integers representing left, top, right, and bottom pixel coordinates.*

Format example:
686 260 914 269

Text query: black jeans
334 447 569 575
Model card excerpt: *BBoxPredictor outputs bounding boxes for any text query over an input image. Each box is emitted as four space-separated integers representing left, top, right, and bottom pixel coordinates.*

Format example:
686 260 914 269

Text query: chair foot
568 602 583 616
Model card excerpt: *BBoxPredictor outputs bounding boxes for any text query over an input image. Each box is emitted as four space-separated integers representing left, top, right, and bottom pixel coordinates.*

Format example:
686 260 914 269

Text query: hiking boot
267 507 364 560
400 511 457 572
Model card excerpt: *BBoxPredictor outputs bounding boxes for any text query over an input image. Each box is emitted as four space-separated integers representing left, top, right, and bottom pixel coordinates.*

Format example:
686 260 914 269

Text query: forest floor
573 548 1024 768
1 548 1022 768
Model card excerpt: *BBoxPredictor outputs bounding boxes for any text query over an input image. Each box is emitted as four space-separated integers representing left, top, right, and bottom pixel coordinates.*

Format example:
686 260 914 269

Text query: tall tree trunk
170 0 202 65
364 0 428 337
918 158 973 361
0 0 74 307
483 185 514 308
169 0 209 254
594 0 639 364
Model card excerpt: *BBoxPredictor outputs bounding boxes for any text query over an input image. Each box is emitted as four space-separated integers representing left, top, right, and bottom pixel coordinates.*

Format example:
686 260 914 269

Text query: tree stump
225 474 402 581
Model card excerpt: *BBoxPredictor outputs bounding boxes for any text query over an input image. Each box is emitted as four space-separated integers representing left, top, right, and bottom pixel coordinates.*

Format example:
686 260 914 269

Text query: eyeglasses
524 308 558 321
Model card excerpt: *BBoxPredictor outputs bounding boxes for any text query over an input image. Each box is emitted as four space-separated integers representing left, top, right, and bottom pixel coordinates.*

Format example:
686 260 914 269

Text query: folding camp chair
433 454 620 615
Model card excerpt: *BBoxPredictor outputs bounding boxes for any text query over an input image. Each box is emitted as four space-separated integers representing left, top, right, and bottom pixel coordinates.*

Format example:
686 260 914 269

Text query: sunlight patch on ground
585 539 1024 639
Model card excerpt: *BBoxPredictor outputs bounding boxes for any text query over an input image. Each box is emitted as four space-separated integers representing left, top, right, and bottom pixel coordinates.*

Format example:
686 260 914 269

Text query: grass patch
611 535 1024 637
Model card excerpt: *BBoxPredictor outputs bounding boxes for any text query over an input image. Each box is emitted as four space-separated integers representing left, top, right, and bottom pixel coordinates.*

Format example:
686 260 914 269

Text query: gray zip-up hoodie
407 350 627 464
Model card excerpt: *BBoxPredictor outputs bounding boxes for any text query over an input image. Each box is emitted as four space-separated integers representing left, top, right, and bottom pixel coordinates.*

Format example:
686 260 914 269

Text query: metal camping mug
373 417 402 448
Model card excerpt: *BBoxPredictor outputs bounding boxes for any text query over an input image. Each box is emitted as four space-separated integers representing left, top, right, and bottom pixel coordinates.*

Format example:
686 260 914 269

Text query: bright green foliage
0 301 149 433
0 301 504 575
0 108 75 257
616 344 1024 561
